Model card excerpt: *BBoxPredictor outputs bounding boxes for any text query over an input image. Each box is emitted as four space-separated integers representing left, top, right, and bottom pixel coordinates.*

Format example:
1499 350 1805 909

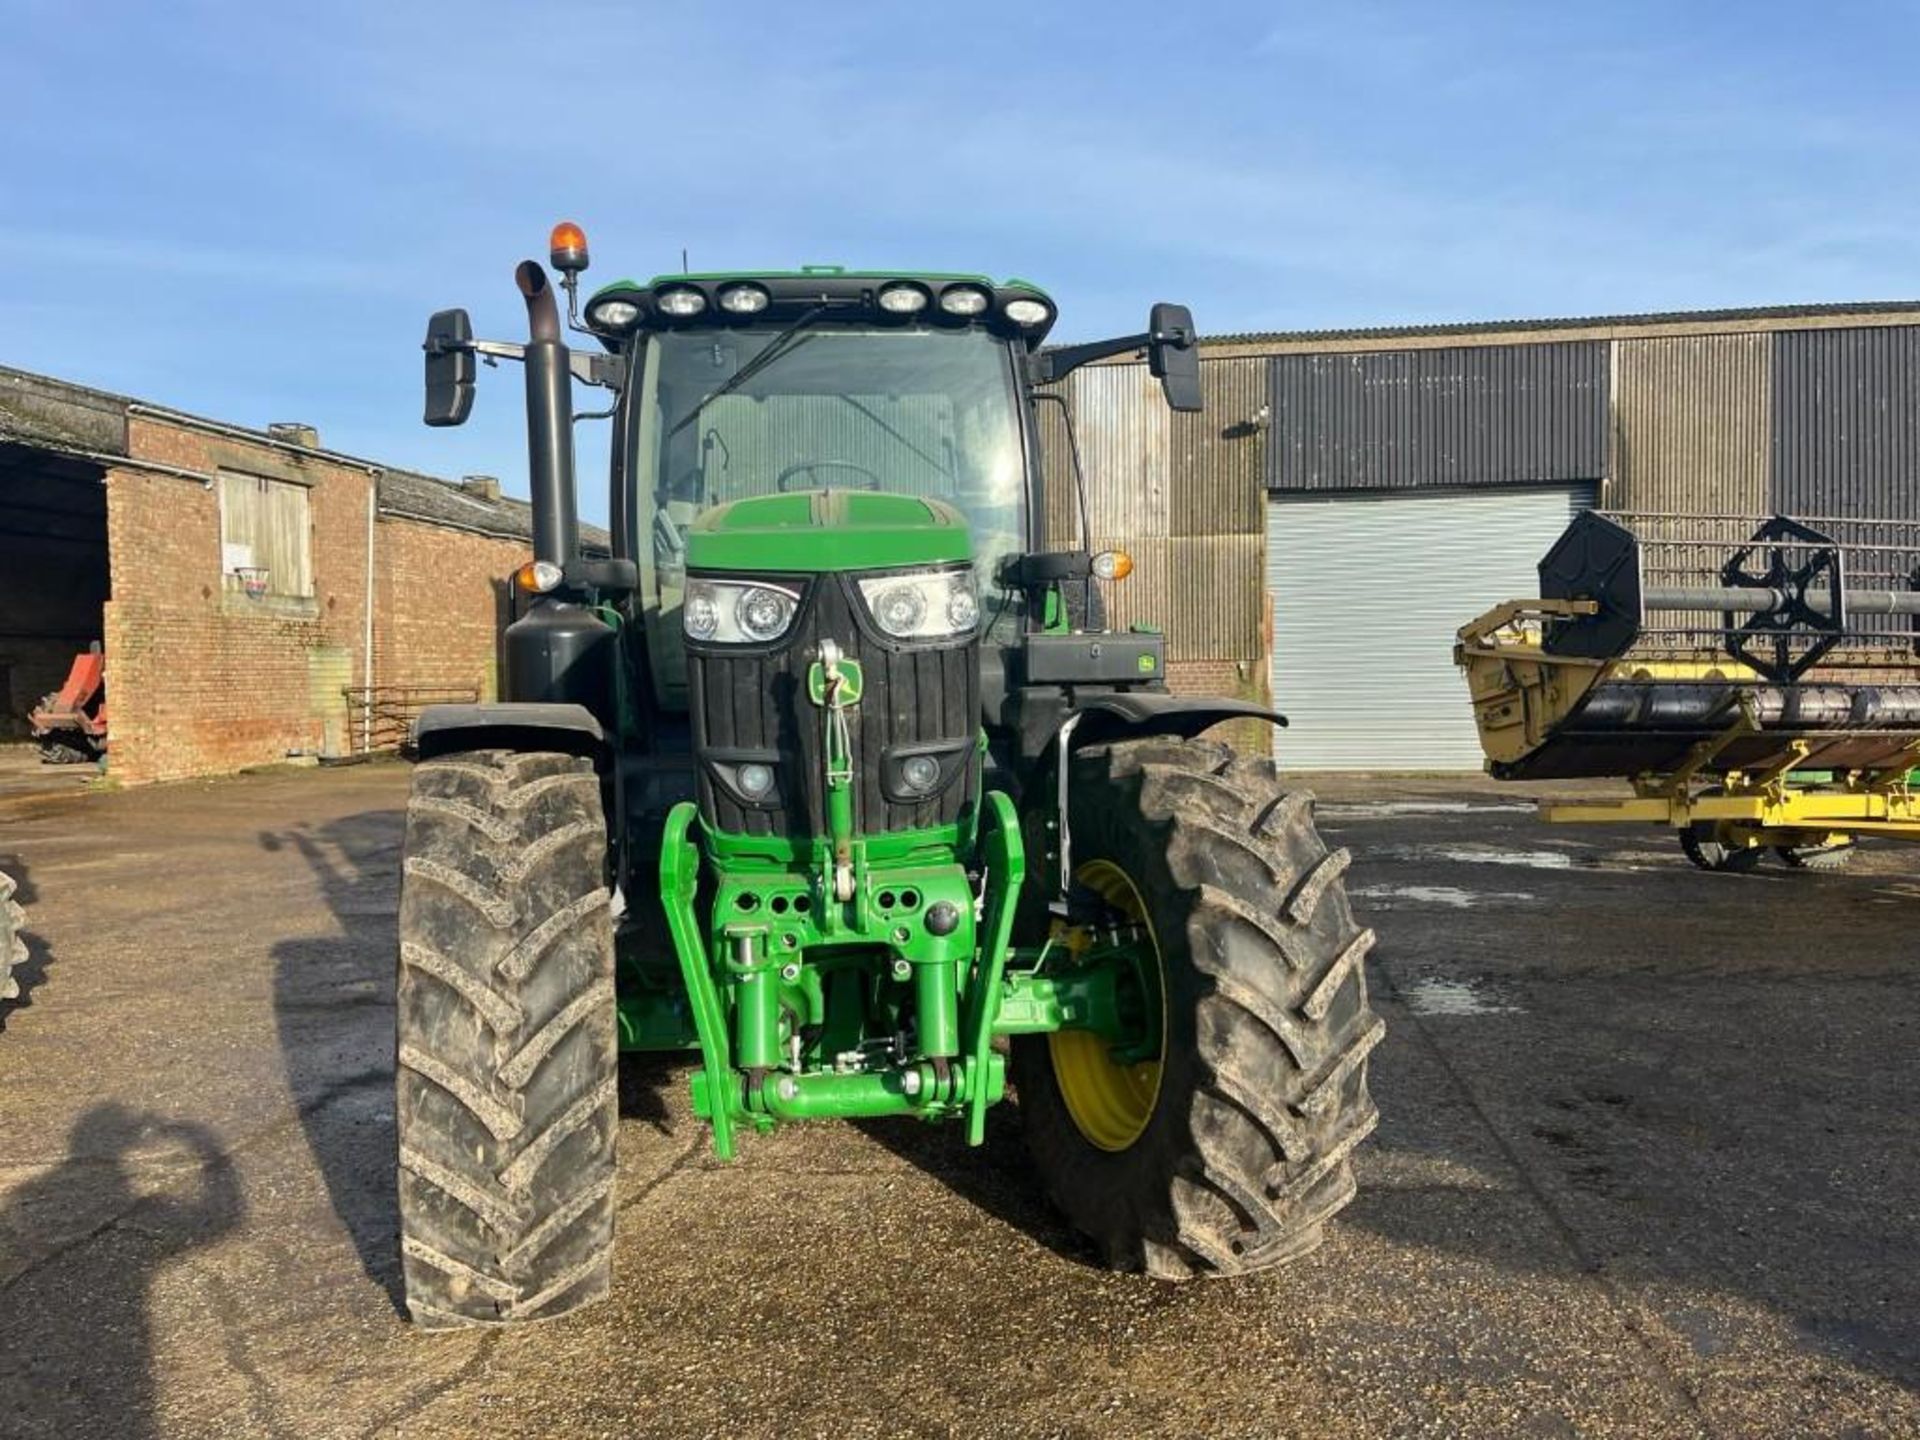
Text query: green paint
806 656 863 706
686 491 973 574
658 801 736 1159
963 790 1025 1144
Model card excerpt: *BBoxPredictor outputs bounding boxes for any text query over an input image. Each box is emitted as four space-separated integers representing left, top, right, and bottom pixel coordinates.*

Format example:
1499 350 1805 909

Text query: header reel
1539 511 1920 683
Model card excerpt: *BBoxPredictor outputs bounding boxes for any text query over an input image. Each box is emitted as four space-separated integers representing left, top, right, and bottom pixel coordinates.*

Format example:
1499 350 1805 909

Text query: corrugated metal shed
1771 326 1920 518
1171 359 1266 537
1610 334 1770 514
1035 357 1266 660
1269 341 1608 492
1203 299 1920 353
1063 363 1171 539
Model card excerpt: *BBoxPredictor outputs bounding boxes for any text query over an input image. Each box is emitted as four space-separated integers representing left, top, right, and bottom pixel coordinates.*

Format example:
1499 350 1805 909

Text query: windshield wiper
665 304 827 441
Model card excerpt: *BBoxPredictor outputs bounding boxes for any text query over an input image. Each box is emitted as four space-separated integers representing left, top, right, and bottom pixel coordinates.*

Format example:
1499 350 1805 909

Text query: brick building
0 364 602 785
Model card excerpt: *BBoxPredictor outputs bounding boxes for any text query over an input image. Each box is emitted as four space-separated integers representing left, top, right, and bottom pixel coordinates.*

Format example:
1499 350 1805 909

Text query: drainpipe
363 477 378 753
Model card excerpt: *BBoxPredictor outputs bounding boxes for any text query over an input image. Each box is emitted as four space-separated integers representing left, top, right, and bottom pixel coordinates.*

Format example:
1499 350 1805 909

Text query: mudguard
411 702 605 760
1069 693 1285 748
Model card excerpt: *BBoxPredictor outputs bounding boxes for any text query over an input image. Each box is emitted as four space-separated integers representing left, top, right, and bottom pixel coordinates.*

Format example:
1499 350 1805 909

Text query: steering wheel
775 460 883 492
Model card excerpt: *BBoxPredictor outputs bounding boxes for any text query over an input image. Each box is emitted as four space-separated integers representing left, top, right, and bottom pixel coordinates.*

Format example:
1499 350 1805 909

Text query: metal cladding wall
1269 341 1609 491
1039 358 1267 662
1771 326 1920 517
1610 334 1770 514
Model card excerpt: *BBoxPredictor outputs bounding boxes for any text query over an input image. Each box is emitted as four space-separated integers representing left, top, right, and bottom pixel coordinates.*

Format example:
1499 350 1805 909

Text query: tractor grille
687 574 979 840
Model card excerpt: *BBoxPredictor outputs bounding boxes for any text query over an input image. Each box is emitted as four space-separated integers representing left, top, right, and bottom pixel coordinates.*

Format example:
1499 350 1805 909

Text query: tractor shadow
262 811 409 1317
261 809 680 1318
852 1100 1102 1270
0 852 51 1033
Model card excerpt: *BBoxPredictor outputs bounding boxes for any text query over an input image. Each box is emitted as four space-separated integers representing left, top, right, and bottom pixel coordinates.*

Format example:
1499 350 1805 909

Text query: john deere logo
1137 654 1157 673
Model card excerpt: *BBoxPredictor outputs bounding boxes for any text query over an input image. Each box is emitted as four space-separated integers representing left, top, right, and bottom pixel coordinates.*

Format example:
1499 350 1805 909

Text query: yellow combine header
1456 512 1920 870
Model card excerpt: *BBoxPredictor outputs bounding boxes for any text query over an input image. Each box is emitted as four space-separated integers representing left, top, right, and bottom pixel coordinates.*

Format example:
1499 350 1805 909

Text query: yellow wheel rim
1049 859 1166 1152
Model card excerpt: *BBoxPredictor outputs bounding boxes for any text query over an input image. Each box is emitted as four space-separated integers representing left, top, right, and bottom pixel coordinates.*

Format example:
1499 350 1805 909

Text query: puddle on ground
1349 884 1536 909
1403 978 1521 1016
1372 844 1580 870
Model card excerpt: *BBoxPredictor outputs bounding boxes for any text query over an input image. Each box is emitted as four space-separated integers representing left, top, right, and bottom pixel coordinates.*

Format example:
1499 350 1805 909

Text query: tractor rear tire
1 870 26 1002
1679 822 1765 873
1011 737 1382 1279
395 749 618 1328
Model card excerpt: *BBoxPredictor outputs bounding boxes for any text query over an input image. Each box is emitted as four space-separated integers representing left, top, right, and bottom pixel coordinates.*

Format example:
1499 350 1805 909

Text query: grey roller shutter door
1266 485 1595 770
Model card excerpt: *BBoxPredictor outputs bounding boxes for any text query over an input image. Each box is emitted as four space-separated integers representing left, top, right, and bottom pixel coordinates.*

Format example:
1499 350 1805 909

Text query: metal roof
0 363 608 552
376 468 610 554
1202 299 1920 348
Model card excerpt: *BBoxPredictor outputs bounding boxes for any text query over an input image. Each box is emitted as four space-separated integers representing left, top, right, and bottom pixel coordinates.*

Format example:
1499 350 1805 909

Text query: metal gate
1266 484 1595 770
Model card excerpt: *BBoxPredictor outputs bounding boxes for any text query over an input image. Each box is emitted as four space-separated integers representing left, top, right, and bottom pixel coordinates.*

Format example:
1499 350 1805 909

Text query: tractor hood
685 489 973 574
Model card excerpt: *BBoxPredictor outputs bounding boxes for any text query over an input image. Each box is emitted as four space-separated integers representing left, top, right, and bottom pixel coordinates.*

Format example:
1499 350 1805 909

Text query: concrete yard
0 761 1916 1438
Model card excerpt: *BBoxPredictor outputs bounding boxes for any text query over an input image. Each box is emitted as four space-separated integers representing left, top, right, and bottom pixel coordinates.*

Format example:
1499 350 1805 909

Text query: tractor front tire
1012 738 1382 1279
395 749 618 1328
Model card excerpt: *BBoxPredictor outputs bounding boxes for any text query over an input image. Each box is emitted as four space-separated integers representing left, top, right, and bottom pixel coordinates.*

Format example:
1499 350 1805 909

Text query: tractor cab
582 268 1052 710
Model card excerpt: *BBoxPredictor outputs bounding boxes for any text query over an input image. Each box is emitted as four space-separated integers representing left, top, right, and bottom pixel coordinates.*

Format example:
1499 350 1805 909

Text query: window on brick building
218 472 313 598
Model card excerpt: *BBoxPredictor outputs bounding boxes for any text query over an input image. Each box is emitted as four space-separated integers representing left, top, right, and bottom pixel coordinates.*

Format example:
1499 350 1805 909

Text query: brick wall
374 517 524 701
1166 656 1273 754
103 417 376 784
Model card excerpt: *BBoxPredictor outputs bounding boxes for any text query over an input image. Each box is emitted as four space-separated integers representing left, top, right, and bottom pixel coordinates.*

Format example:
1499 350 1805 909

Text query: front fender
1069 693 1285 748
411 702 606 761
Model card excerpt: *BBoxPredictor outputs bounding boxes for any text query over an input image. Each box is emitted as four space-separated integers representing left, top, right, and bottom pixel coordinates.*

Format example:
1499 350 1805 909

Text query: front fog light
901 755 941 793
736 763 774 799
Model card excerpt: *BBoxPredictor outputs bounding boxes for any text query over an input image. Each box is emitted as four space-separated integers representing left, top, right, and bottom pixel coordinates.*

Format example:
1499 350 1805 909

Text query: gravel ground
0 760 1915 1438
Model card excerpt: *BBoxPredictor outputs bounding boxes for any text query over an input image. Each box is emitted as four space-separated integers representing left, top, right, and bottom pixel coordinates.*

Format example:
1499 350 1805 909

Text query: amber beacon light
549 221 590 275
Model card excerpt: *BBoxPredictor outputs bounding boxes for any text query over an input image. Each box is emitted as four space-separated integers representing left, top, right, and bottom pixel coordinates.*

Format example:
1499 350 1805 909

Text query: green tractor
397 224 1381 1327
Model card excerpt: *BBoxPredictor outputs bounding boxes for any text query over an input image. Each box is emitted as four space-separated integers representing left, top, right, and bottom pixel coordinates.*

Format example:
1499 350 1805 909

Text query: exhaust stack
516 260 580 569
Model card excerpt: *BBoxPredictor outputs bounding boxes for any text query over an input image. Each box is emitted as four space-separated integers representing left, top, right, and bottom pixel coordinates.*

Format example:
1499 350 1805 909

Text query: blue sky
5 1 1917 524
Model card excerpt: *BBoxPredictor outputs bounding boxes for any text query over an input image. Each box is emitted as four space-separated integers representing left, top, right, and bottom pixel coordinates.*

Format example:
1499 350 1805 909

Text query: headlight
587 298 640 330
683 578 801 643
718 284 770 315
878 283 930 314
857 568 979 641
656 286 707 317
938 285 990 317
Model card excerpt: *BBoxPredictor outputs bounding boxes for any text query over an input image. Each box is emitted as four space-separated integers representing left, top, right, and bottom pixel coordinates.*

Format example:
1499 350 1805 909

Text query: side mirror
423 309 476 427
1147 302 1202 413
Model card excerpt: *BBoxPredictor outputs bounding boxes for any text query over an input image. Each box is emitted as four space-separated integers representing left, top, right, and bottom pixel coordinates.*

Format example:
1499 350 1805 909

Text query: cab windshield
629 323 1029 703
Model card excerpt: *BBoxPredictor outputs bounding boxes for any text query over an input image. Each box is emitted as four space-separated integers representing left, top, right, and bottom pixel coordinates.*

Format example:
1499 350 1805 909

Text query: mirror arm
569 350 625 390
424 335 527 364
1030 331 1151 385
